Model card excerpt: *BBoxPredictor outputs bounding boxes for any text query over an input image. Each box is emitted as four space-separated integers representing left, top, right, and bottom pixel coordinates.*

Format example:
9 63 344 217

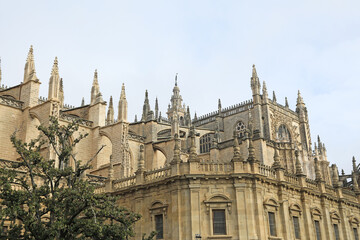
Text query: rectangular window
293 216 300 239
155 214 163 239
268 212 277 236
333 224 340 240
354 228 359 240
314 220 321 240
213 209 226 235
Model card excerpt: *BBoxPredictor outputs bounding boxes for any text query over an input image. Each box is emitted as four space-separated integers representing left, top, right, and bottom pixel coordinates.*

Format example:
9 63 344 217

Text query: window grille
354 228 359 240
155 214 163 239
314 220 321 240
213 209 226 235
268 212 277 236
333 224 340 240
293 216 300 239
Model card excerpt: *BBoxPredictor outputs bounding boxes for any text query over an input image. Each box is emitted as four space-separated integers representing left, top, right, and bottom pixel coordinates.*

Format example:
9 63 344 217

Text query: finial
59 78 63 92
218 99 222 110
175 73 178 86
81 97 85 106
109 96 113 107
134 114 138 122
252 64 257 78
145 90 148 98
120 83 126 99
273 91 277 102
272 144 282 169
263 81 267 91
51 57 59 75
314 158 323 182
285 97 289 108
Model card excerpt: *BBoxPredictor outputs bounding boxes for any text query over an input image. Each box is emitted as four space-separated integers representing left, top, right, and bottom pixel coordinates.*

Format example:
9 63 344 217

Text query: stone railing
199 162 232 173
259 164 276 179
144 166 171 182
59 112 93 127
284 171 298 184
94 183 106 194
0 95 23 109
113 175 136 190
305 178 318 190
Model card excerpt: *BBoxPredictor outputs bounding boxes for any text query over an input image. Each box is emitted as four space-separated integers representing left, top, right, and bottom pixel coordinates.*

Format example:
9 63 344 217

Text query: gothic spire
285 97 289 108
23 45 38 82
90 69 102 104
155 97 159 119
250 64 261 103
118 83 128 122
296 90 305 106
141 90 151 121
272 91 277 103
262 81 268 103
353 156 357 173
48 57 61 100
59 78 64 107
107 96 114 125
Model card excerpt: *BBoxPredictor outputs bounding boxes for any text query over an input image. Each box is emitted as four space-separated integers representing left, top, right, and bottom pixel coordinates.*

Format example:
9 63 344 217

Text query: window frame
204 195 232 237
155 214 164 239
212 209 226 235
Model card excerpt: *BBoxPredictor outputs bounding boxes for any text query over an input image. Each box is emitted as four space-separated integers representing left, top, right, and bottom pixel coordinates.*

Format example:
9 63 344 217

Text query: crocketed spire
23 45 38 82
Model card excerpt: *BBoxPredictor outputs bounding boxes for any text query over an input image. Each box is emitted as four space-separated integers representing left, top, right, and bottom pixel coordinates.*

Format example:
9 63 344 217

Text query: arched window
200 134 211 153
277 124 291 142
235 121 247 138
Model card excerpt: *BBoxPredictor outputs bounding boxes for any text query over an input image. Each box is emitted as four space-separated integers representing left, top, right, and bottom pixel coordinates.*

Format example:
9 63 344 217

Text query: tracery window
235 121 246 137
277 124 291 142
200 134 211 153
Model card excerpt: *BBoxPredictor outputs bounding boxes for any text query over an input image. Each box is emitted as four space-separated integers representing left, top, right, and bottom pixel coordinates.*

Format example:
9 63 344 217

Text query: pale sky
0 0 359 173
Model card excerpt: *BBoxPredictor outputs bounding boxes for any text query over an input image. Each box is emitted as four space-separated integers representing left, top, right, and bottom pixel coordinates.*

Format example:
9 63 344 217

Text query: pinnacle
120 83 126 99
51 57 59 75
27 45 34 61
175 73 178 86
252 64 258 78
109 96 113 107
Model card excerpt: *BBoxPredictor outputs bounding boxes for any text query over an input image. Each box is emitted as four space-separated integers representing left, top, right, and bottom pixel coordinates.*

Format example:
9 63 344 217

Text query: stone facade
1 46 360 240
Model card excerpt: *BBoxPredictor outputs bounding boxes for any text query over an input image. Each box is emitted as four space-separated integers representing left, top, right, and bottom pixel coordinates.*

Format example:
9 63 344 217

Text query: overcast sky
0 0 359 173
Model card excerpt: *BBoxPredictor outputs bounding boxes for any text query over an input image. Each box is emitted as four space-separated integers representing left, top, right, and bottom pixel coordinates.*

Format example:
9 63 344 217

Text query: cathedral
1 46 360 240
